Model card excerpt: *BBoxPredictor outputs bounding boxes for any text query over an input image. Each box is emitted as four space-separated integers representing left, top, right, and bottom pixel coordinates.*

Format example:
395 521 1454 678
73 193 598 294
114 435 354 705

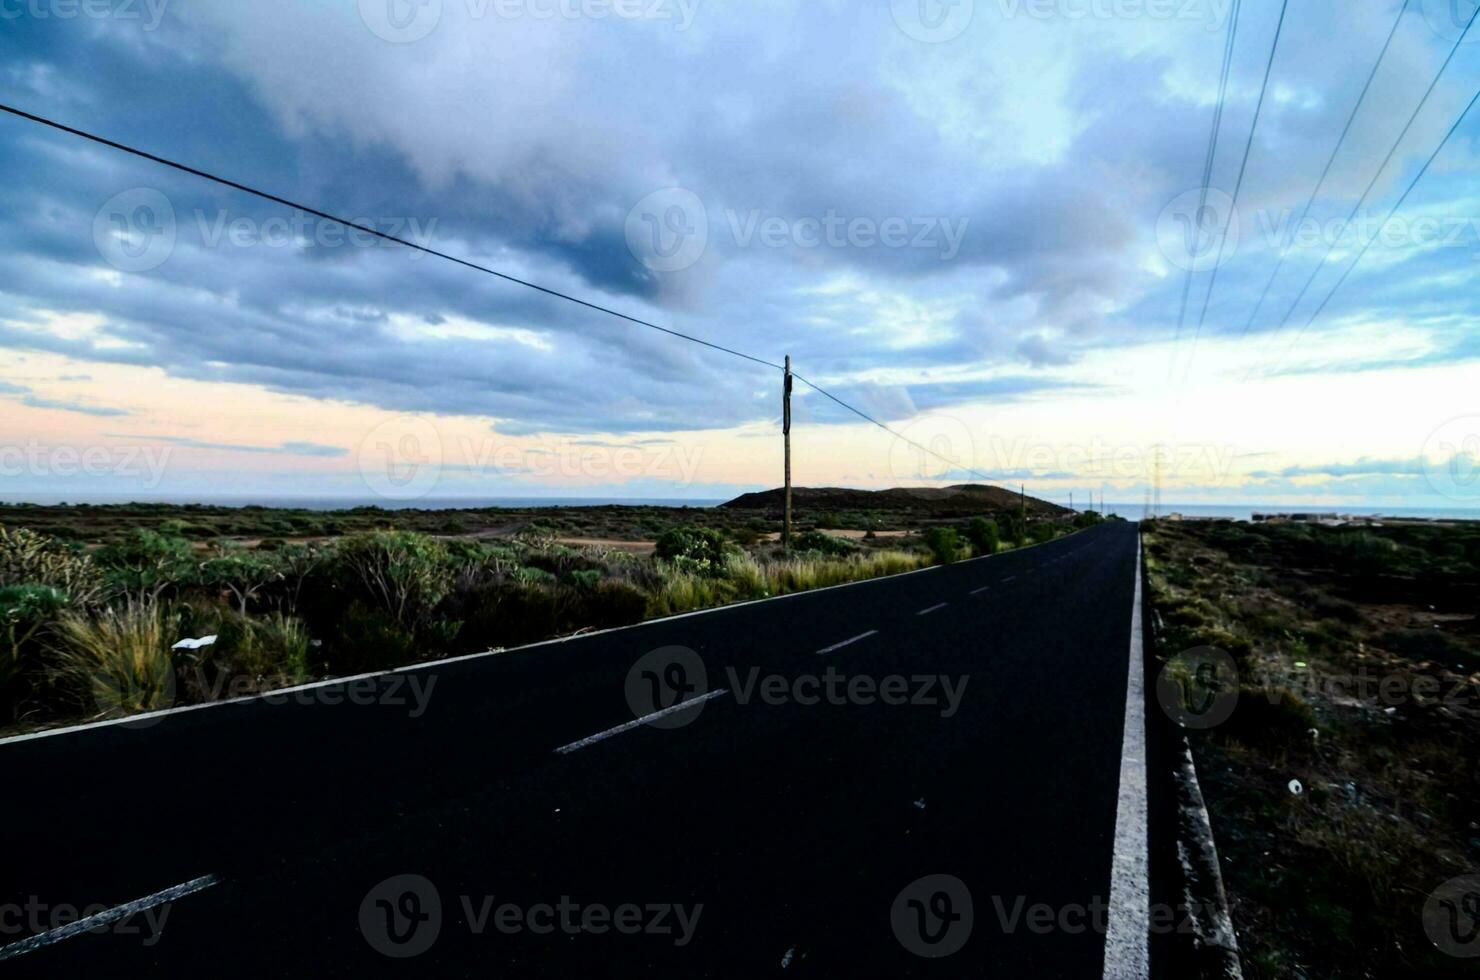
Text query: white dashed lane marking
0 874 219 962
916 603 948 616
817 630 879 655
554 690 730 755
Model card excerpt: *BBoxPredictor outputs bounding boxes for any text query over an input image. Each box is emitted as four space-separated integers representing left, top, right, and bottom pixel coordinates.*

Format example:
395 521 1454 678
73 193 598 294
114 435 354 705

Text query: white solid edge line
553 690 730 755
915 602 948 616
816 630 879 655
0 874 218 962
0 526 1101 747
1103 534 1149 979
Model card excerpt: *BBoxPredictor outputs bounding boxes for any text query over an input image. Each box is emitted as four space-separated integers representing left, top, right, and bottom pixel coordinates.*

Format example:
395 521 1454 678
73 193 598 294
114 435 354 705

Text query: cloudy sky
1 0 1478 510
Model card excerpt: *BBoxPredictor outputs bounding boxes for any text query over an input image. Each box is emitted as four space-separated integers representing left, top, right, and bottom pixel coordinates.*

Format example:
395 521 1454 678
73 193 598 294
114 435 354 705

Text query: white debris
781 948 795 969
1287 779 1304 796
171 634 217 651
913 799 926 810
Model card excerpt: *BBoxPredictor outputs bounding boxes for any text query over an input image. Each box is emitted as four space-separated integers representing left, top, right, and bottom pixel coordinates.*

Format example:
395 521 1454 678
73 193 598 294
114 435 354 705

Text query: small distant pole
1070 491 1074 512
783 355 793 549
1019 484 1026 541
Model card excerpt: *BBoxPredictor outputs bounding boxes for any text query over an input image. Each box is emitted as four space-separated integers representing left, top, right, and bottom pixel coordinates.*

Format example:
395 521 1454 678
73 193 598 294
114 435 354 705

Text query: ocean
1103 503 1480 522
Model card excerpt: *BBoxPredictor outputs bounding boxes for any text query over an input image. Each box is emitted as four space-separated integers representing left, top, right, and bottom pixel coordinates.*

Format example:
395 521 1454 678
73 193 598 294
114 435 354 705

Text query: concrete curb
1172 737 1244 979
1144 582 1244 980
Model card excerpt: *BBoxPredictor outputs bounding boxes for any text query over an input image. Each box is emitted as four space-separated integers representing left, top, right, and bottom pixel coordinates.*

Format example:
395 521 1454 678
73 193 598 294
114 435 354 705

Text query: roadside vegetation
0 506 1102 733
1144 519 1480 979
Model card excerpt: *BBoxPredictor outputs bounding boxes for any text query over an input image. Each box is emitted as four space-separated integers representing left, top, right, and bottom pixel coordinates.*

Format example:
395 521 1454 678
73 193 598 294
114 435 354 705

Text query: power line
1183 0 1290 383
1236 0 1413 340
790 373 998 483
0 102 785 373
1245 2 1480 378
1270 82 1480 368
1169 0 1242 380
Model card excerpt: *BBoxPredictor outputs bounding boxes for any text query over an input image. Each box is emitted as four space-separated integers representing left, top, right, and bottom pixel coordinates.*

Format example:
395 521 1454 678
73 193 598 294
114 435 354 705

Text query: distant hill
720 484 1067 517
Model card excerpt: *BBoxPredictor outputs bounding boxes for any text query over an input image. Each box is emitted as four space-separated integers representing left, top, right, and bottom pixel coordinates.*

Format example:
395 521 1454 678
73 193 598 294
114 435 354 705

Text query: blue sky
1 0 1479 508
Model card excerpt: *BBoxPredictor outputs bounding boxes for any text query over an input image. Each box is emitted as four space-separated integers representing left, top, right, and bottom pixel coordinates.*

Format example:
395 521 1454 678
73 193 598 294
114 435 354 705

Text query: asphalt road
0 521 1151 977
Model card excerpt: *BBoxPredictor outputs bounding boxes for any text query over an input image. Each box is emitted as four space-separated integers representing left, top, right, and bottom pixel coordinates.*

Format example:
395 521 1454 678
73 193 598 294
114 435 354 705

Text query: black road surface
0 521 1151 977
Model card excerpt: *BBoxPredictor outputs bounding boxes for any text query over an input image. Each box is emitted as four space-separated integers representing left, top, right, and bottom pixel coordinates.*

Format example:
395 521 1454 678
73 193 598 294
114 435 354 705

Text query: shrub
332 531 452 630
998 513 1025 547
95 529 194 599
655 527 726 568
329 600 419 675
197 550 284 616
1031 522 1058 544
214 611 312 684
793 530 855 556
0 526 104 605
966 517 999 556
924 527 961 564
582 579 649 629
0 585 68 711
48 599 177 718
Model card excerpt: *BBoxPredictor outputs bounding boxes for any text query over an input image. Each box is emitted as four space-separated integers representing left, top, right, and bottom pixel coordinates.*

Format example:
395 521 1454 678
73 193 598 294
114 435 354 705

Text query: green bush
331 531 452 629
48 599 177 718
924 528 961 564
329 600 419 675
1031 522 1058 544
95 529 194 599
793 531 855 556
0 585 68 710
198 550 284 616
214 611 312 684
0 526 104 605
967 517 999 556
655 527 726 568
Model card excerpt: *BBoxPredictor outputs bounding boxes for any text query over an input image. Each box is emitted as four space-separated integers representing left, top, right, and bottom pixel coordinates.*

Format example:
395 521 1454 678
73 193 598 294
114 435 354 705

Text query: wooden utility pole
782 355 793 549
1019 484 1026 543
